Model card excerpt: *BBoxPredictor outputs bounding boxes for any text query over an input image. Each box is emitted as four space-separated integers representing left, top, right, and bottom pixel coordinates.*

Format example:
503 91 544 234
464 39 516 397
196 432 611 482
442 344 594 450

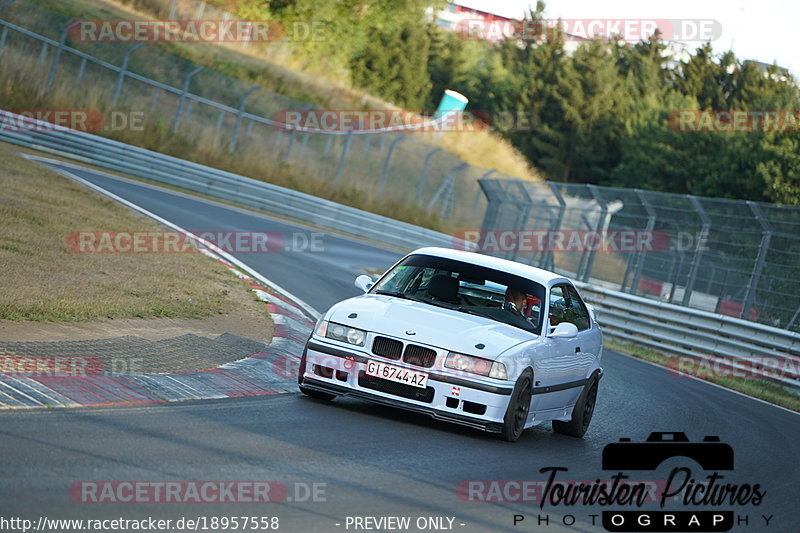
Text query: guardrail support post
415 147 442 202
333 131 353 186
171 66 203 133
378 135 404 196
228 86 258 152
112 42 144 105
742 202 771 322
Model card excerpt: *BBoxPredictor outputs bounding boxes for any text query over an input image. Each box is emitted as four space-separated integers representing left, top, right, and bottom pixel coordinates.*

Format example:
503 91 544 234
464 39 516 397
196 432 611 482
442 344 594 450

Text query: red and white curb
0 158 318 409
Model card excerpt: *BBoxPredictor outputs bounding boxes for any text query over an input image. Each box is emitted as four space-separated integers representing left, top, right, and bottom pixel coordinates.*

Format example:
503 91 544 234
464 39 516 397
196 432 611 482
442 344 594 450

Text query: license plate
365 361 429 389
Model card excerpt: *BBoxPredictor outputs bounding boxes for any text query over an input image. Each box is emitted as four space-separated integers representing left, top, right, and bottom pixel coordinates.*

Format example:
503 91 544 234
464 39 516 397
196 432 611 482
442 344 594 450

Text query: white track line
37 161 320 321
23 155 798 416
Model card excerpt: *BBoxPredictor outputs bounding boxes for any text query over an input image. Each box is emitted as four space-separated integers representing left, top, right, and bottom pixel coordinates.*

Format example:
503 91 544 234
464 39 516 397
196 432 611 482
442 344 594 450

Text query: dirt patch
0 284 273 344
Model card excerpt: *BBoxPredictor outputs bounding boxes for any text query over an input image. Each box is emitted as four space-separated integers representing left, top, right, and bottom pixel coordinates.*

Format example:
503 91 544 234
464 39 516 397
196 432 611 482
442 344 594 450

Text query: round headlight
331 324 346 338
347 329 365 346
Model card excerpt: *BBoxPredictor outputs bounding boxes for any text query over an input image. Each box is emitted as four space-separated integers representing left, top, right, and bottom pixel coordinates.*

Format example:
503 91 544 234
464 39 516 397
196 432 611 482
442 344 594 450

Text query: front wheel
553 380 598 438
499 372 533 442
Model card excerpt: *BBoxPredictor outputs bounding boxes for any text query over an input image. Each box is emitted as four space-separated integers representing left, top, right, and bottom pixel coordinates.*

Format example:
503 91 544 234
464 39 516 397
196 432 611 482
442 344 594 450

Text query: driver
503 287 527 316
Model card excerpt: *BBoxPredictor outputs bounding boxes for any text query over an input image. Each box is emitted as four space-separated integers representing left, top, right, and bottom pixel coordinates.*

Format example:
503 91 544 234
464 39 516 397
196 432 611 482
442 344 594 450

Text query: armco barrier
1 110 798 392
576 282 800 389
0 110 457 251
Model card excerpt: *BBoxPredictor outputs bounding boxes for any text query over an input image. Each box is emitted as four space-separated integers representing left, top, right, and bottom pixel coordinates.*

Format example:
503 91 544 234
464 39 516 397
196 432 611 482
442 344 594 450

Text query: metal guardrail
576 282 800 389
1 110 798 392
0 110 459 251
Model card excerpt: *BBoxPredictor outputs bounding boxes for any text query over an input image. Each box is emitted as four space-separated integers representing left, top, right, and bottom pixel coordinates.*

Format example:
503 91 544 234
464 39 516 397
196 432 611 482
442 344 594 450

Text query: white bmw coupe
298 247 603 441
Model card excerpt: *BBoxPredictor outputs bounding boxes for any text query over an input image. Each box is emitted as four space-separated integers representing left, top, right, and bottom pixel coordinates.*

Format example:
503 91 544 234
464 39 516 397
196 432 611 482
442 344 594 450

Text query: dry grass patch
0 143 266 323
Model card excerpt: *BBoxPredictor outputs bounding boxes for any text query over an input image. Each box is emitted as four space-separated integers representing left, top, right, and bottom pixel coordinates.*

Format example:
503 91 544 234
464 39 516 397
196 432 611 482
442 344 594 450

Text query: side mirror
355 274 374 293
548 322 578 339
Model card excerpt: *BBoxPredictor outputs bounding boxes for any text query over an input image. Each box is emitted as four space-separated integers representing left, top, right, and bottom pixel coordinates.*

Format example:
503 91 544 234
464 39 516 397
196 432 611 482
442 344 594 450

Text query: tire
553 379 598 438
297 346 335 401
499 371 533 442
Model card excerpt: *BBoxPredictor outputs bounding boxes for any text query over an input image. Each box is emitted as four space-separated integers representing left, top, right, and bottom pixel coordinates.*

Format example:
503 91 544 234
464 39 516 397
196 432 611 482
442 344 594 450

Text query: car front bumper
300 339 514 433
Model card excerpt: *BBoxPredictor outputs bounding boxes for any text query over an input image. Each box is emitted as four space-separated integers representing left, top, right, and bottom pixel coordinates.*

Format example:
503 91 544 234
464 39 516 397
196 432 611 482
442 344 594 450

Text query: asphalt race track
0 161 797 532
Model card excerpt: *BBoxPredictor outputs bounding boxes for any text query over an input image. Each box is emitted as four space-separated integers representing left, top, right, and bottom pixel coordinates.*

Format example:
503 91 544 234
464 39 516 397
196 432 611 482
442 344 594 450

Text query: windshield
371 254 545 334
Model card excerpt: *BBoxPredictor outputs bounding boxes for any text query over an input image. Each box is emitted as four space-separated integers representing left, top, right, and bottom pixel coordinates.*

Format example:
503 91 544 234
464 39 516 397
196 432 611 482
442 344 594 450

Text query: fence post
543 182 566 270
0 0 15 56
44 21 76 94
377 135 404 196
472 169 495 219
297 132 310 158
112 42 144 105
284 130 297 161
427 162 466 219
171 66 203 133
228 86 258 152
0 25 7 56
0 0 16 13
579 184 608 282
415 147 442 202
625 190 656 293
681 196 709 306
741 202 771 321
333 131 353 186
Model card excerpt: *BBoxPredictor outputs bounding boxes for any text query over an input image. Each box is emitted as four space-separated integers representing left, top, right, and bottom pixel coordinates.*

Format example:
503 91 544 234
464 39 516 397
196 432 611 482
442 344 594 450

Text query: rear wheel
499 371 533 442
553 379 598 438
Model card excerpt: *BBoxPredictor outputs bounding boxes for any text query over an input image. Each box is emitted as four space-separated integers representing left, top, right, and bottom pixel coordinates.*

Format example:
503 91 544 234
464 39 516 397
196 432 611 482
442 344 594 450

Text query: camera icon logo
602 432 734 471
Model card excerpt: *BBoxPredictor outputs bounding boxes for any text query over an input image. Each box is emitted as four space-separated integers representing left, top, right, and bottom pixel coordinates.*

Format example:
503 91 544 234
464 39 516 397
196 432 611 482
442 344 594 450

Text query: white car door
531 285 584 412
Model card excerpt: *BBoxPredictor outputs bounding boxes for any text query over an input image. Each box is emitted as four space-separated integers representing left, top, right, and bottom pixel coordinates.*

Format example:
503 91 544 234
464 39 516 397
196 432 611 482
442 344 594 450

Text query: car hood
326 294 535 358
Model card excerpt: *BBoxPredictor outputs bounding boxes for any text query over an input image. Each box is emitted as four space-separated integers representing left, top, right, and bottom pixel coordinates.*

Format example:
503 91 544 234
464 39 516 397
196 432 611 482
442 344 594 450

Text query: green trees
240 0 799 204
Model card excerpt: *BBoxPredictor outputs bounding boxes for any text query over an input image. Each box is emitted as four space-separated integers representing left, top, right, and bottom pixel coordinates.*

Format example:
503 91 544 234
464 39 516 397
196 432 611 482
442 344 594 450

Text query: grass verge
604 338 800 412
23 0 542 181
0 143 267 322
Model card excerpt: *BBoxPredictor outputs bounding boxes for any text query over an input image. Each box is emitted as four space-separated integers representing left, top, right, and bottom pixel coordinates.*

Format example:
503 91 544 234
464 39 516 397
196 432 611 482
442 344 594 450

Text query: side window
565 285 591 331
548 286 568 326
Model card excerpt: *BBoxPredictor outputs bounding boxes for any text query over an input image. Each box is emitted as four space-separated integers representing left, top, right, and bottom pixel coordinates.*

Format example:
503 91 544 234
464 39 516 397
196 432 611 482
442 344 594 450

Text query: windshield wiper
456 306 496 321
374 290 428 303
375 290 457 309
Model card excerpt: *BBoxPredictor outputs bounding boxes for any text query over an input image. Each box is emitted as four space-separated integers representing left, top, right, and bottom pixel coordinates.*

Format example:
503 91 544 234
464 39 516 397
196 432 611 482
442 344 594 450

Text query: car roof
409 247 573 287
